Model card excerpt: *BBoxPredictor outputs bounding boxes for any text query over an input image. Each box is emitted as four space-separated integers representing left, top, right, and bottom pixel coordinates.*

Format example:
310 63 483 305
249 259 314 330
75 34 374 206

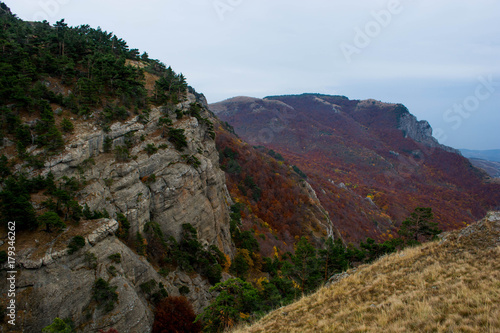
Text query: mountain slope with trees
1 2 499 331
215 121 343 257
0 3 232 331
211 94 500 243
234 211 500 333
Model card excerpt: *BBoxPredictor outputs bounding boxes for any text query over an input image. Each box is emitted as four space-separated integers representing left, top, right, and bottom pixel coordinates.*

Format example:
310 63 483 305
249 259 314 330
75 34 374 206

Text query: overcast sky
9 0 500 150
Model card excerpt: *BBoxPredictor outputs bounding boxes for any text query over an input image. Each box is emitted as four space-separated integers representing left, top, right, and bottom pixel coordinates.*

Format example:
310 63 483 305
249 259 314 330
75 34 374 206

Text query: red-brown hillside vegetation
215 122 341 256
211 94 500 243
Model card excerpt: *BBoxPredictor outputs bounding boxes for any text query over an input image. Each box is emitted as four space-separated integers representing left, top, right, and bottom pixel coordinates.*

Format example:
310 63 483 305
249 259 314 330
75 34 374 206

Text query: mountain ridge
460 149 500 162
211 94 500 242
466 158 500 178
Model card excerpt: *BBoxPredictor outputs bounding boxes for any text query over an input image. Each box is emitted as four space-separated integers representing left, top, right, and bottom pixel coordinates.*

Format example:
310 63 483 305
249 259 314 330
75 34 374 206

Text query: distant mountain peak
212 94 457 153
264 92 350 100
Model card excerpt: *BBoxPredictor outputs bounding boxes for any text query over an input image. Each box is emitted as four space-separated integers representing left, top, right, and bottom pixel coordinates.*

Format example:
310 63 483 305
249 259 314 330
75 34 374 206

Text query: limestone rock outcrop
11 228 221 332
398 112 459 154
0 93 234 332
40 93 232 253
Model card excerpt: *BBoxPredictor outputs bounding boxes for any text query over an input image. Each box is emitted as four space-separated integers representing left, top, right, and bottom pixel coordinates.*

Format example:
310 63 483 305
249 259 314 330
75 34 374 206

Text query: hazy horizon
7 0 500 150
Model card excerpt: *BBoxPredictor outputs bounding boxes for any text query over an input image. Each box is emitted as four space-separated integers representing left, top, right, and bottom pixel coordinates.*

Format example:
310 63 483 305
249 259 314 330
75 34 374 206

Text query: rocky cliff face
0 93 234 331
397 112 459 154
43 93 232 253
6 218 224 332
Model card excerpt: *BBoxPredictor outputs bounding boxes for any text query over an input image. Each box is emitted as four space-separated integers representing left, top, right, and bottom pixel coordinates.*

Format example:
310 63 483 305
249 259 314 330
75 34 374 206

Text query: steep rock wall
39 93 232 253
398 112 460 154
2 219 221 332
0 93 234 331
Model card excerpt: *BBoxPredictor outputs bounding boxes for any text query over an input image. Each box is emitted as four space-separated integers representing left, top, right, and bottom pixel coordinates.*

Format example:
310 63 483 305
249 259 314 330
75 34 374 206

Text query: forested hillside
0 2 190 231
215 121 342 256
211 95 500 243
0 3 233 331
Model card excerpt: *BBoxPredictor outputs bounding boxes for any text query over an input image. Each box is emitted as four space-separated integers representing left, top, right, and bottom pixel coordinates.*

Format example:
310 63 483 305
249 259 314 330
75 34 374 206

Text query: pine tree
0 176 37 230
398 207 441 244
318 237 348 282
288 237 321 293
195 278 260 332
38 211 65 232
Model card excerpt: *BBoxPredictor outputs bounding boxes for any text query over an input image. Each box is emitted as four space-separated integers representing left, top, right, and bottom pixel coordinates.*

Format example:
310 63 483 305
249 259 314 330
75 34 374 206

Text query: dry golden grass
233 213 500 333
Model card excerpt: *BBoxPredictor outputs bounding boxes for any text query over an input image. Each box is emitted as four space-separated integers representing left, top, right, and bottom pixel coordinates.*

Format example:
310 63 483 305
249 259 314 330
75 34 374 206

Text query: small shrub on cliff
182 154 201 168
108 253 121 263
158 116 173 127
61 118 74 133
38 211 65 232
67 235 86 254
103 136 113 152
140 279 157 295
179 285 190 295
142 173 156 184
92 278 118 313
167 128 188 151
153 296 201 333
116 213 130 239
145 143 158 156
188 103 203 120
135 232 147 256
151 283 169 305
42 317 74 333
107 265 117 277
84 251 98 269
114 145 130 162
82 204 109 220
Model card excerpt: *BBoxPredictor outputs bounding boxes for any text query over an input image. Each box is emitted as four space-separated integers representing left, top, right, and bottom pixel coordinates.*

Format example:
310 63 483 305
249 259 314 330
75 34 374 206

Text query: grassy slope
234 212 500 333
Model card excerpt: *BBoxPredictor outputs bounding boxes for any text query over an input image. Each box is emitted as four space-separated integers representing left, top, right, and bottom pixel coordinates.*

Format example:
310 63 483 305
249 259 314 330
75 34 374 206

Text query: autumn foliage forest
211 94 500 243
215 123 336 256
